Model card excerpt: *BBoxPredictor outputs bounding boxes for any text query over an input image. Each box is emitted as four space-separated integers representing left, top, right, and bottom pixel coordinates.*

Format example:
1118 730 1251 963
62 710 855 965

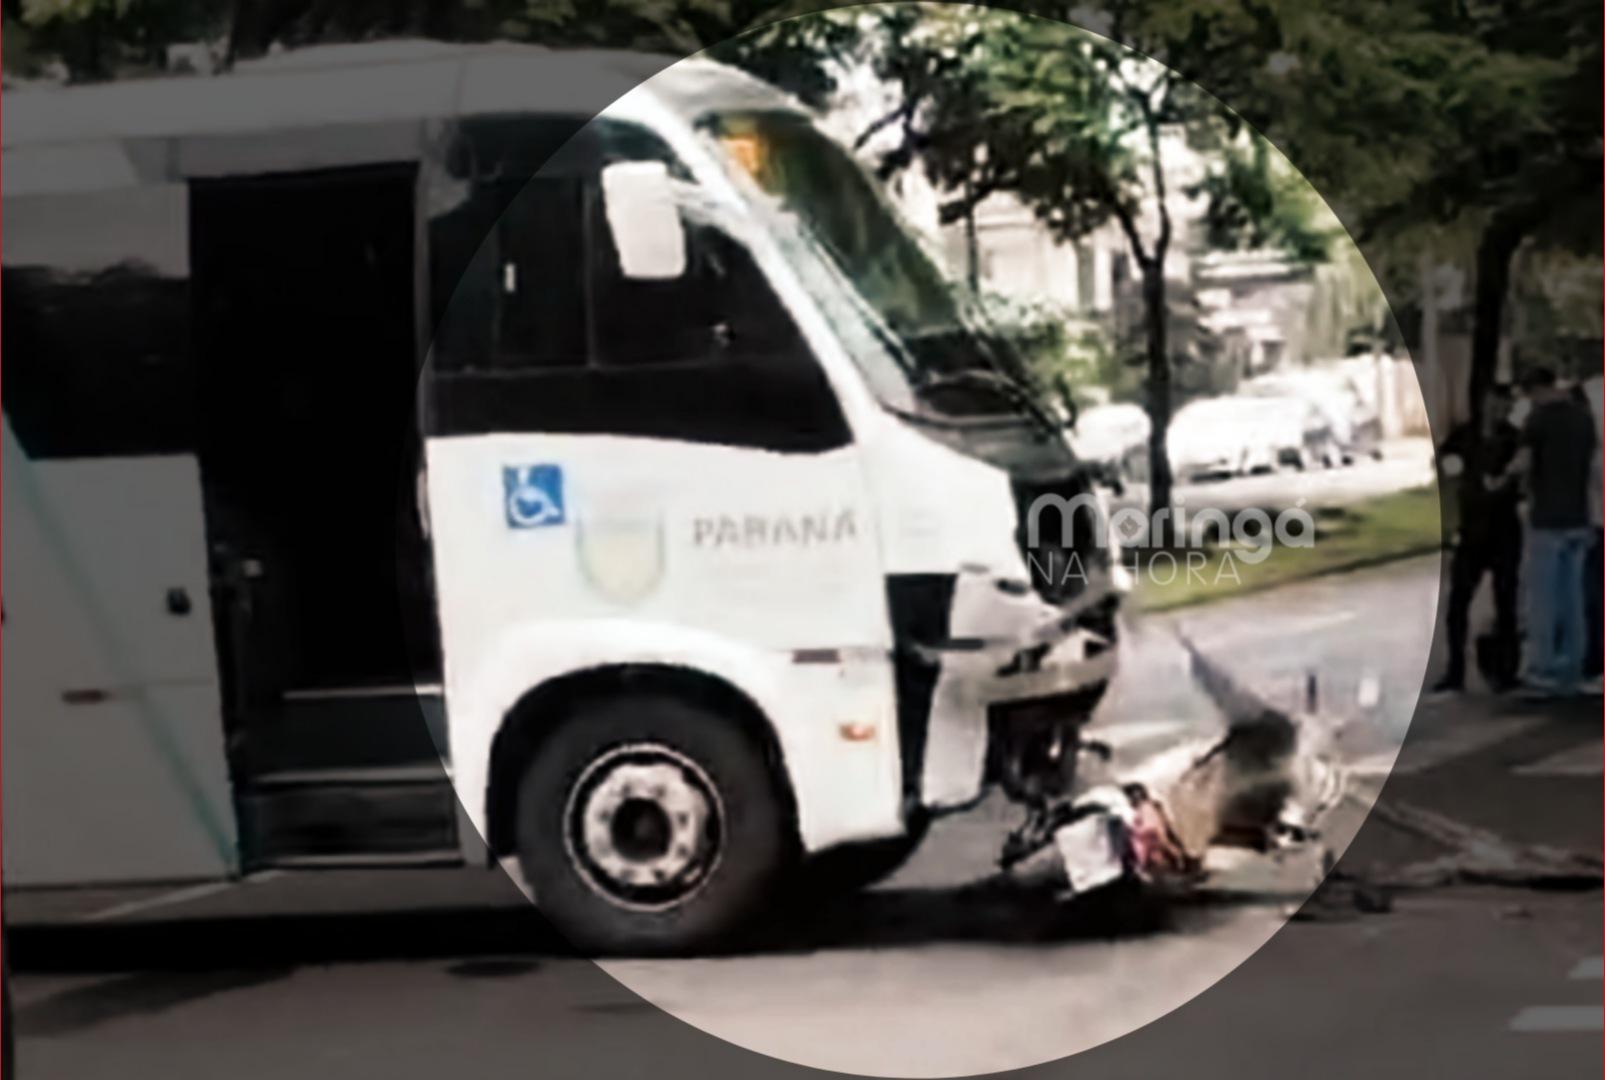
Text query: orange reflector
838 722 877 742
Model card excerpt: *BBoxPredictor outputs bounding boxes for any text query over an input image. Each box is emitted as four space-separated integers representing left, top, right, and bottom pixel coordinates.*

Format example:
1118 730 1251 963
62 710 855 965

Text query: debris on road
1297 798 1604 920
1362 799 1604 891
1292 870 1394 921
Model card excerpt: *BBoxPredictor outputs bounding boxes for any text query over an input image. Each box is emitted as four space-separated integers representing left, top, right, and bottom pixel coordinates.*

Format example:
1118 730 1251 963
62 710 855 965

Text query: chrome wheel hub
564 744 722 910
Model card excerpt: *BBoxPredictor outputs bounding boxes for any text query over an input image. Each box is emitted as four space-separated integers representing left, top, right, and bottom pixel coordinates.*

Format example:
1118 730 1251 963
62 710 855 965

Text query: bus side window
2 184 196 460
429 116 688 376
590 218 808 371
425 115 849 450
492 177 587 368
429 176 587 372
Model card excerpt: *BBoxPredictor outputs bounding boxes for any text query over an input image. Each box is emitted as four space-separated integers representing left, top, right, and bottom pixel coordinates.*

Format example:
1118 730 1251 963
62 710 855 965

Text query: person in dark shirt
1431 385 1522 693
1501 367 1598 696
1572 381 1603 685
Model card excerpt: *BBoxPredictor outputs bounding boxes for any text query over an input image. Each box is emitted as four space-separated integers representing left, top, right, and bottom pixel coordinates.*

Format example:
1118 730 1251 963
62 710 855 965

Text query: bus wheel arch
483 663 800 865
486 664 802 953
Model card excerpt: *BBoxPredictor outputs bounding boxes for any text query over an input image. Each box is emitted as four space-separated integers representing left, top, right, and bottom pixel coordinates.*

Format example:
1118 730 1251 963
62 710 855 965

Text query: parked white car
1252 394 1340 470
1242 369 1382 463
1168 395 1334 481
1071 403 1150 486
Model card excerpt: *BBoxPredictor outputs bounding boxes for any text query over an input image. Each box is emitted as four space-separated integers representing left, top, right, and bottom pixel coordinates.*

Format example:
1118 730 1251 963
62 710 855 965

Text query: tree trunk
1142 260 1173 543
1418 251 1441 428
419 0 455 38
1468 208 1536 424
82 1 105 80
224 0 254 67
963 193 980 293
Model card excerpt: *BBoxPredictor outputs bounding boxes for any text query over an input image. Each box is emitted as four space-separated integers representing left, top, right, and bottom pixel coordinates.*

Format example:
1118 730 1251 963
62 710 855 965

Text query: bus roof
1 41 803 152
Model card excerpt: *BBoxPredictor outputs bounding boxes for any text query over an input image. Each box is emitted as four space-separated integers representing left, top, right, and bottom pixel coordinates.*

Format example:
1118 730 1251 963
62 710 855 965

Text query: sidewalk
1337 538 1601 872
1335 686 1601 888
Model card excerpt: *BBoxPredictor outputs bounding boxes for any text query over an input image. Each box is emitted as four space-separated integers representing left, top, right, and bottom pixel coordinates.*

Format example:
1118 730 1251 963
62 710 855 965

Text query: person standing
1580 376 1603 685
1432 385 1523 693
1503 368 1597 697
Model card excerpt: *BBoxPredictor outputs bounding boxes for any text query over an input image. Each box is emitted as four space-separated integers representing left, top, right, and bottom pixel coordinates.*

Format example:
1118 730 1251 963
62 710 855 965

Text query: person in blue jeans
1431 386 1523 693
1578 378 1603 683
1500 368 1598 696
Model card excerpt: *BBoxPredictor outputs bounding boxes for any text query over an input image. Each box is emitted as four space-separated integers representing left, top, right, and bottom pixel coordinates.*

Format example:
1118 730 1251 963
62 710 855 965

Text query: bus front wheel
515 692 791 956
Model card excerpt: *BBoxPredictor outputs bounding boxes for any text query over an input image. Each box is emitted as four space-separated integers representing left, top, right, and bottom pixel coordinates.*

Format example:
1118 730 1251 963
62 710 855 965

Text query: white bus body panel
426 434 906 853
2 425 238 885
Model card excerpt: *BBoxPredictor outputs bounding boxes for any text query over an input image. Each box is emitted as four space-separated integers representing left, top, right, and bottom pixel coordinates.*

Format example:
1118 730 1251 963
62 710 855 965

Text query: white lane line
1509 1006 1603 1033
79 870 282 923
1571 957 1603 981
1514 741 1603 778
1349 718 1545 778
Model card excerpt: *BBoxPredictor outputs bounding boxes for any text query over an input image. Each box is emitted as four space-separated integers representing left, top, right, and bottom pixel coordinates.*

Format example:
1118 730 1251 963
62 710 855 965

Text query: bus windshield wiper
768 202 1057 439
918 368 1062 439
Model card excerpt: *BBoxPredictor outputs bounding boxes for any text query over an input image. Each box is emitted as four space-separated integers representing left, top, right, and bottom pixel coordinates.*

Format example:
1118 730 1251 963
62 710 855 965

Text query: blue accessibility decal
503 465 566 528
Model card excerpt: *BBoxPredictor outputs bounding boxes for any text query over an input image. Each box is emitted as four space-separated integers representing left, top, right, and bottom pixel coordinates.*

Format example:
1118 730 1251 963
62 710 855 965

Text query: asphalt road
9 554 1600 1079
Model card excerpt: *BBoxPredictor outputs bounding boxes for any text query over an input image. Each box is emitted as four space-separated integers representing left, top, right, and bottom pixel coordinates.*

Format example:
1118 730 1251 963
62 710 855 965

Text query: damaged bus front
428 61 1133 949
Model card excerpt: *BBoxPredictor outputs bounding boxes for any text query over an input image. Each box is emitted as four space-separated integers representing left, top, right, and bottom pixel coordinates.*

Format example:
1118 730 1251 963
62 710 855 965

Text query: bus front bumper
912 569 1122 811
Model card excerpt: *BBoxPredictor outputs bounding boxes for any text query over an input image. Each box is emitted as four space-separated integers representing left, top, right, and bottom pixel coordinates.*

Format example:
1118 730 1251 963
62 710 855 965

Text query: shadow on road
766 876 1179 952
8 907 574 974
16 968 294 1038
9 875 1291 978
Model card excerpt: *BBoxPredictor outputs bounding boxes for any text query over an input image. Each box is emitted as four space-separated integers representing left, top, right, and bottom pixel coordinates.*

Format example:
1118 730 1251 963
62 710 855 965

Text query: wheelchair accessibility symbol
503 465 566 528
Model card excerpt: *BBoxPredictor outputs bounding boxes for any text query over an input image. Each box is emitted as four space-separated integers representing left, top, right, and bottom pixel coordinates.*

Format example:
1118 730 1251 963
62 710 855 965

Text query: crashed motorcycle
992 633 1346 899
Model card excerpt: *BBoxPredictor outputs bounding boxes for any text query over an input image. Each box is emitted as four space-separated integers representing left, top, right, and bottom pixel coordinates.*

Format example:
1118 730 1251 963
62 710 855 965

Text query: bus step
259 850 464 870
239 774 460 864
247 764 450 788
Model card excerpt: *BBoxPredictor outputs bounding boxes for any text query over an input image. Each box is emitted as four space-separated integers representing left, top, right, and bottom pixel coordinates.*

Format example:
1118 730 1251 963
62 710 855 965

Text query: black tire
803 811 930 895
515 692 792 956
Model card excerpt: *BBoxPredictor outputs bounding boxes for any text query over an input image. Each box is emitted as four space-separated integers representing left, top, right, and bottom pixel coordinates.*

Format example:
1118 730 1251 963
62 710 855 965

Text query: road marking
1508 1006 1603 1033
1349 717 1544 778
1571 957 1603 981
79 870 282 923
1514 741 1603 778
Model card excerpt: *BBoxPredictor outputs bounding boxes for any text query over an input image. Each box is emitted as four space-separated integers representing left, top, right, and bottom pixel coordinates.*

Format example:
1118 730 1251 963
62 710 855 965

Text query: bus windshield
703 110 1044 421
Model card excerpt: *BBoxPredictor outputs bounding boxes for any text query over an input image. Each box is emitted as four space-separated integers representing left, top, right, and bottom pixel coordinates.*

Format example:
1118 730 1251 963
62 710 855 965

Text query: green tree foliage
1080 0 1598 415
9 0 861 103
1194 136 1335 265
851 4 1267 527
1232 0 1600 416
11 0 230 78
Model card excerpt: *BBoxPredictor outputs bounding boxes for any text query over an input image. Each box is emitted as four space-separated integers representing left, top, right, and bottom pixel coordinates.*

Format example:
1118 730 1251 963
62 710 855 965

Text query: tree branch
1134 87 1173 259
855 100 916 151
1111 198 1152 266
